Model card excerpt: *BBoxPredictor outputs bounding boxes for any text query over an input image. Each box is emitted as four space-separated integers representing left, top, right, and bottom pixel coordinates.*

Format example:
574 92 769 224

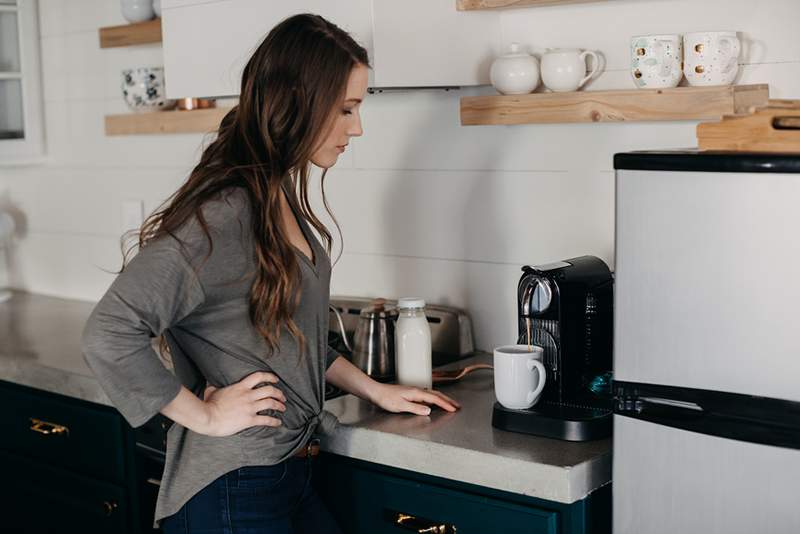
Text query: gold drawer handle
391 511 457 534
29 418 70 437
103 500 118 516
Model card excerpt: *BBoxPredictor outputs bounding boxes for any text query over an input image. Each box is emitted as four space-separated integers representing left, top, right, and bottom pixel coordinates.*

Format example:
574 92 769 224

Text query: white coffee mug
494 344 547 410
683 31 740 86
541 48 601 92
631 34 683 89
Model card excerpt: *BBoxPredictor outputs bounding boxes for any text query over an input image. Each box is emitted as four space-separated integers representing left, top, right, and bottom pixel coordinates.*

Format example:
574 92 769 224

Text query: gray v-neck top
80 185 340 526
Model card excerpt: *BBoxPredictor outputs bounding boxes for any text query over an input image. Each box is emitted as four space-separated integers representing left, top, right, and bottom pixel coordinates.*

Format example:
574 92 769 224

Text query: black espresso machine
491 255 614 441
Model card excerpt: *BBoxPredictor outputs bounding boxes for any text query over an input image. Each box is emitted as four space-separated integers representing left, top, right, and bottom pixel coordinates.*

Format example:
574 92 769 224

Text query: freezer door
614 169 800 403
614 415 800 534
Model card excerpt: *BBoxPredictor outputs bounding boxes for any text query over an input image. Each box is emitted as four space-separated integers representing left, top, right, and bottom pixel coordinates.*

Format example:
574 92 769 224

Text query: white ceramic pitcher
541 48 601 92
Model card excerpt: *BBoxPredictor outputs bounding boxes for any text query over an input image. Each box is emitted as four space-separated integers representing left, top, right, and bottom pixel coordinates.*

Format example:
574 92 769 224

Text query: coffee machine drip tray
491 401 612 441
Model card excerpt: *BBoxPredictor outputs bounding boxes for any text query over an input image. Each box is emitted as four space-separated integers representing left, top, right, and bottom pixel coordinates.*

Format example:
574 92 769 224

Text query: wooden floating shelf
460 84 770 125
99 19 162 48
457 0 610 10
104 108 231 136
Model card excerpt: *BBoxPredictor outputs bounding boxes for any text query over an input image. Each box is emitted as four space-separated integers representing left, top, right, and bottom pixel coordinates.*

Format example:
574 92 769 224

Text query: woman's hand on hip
200 371 286 437
371 383 461 416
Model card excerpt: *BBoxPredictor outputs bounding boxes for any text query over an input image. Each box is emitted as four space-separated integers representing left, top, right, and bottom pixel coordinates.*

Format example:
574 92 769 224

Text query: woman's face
311 64 369 169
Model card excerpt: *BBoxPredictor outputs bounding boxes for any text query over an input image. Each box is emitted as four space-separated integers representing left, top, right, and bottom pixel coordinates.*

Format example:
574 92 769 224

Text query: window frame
0 0 44 164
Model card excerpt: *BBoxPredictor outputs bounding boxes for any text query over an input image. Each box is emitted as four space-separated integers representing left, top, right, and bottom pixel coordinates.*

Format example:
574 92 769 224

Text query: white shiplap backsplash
1 0 798 351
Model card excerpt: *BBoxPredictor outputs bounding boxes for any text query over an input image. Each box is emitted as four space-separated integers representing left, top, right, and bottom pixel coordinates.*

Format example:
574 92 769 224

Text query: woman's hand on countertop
369 383 461 415
326 355 461 415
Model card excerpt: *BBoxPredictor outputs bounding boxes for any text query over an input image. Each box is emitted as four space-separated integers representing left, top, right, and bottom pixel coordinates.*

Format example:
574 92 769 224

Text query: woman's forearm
325 356 383 403
160 386 211 434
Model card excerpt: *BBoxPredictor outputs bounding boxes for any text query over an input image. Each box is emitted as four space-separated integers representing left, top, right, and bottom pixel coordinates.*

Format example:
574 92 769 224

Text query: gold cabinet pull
29 418 69 437
390 510 457 534
103 500 118 517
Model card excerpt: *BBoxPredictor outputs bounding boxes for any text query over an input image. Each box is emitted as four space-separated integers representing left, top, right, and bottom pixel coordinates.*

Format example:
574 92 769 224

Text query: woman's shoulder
202 186 252 227
173 186 252 242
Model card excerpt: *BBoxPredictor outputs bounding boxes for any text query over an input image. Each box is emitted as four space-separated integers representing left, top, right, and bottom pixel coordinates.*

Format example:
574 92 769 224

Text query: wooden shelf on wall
460 84 770 125
104 108 231 136
99 19 162 48
457 0 610 10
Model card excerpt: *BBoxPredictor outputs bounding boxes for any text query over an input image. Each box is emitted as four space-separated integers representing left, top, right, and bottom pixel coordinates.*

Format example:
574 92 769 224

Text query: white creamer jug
395 298 432 389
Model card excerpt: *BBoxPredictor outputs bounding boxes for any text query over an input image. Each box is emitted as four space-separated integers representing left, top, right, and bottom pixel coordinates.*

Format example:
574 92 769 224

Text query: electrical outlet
121 200 144 232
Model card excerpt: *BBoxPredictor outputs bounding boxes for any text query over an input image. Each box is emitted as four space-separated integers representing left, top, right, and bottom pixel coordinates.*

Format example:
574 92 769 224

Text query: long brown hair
123 14 369 357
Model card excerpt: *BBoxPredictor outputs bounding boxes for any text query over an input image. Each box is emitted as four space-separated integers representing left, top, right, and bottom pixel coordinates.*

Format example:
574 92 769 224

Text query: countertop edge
0 359 112 406
320 421 611 504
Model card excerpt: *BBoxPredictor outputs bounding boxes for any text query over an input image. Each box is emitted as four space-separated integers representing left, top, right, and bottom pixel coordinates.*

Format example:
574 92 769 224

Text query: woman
81 13 460 534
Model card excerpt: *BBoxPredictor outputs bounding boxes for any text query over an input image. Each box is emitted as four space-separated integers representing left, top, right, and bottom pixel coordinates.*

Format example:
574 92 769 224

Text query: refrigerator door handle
614 380 800 450
638 396 704 413
626 395 706 423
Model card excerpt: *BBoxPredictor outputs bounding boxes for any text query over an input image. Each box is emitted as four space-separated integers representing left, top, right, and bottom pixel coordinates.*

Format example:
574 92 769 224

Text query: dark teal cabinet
0 450 129 533
0 380 140 534
314 453 610 534
0 380 610 533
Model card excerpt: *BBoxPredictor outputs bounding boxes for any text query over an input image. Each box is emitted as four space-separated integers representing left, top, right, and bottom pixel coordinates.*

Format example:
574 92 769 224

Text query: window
0 0 44 162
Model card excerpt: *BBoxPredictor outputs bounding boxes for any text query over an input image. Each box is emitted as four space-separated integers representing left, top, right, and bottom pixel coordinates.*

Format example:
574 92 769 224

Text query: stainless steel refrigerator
613 151 800 534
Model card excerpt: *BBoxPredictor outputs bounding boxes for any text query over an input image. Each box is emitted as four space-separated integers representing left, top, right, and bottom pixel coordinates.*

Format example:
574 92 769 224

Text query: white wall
0 0 798 351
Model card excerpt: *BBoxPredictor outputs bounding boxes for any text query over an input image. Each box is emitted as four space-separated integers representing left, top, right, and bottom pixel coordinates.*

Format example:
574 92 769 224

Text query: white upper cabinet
371 0 500 88
161 0 374 98
161 0 501 98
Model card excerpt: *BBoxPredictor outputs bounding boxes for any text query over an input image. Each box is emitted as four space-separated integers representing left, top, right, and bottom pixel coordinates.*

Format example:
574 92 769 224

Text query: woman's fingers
402 400 432 416
409 389 459 412
251 415 282 427
428 389 461 408
248 385 286 403
425 389 461 408
240 371 280 390
254 398 286 413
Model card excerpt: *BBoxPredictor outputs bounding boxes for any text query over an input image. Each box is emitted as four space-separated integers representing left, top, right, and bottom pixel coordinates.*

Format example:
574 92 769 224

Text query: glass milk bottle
395 298 432 389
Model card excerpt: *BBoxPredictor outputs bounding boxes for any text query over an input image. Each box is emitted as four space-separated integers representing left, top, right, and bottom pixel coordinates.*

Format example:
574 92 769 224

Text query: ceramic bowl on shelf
121 67 176 112
120 0 155 23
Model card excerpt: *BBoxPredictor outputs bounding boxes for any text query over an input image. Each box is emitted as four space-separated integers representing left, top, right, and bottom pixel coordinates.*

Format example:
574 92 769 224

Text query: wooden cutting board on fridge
697 100 800 153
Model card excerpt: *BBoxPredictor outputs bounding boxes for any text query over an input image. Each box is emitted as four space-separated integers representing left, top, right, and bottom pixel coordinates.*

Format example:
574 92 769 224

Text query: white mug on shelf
631 34 683 89
493 344 547 410
541 48 601 92
683 31 741 86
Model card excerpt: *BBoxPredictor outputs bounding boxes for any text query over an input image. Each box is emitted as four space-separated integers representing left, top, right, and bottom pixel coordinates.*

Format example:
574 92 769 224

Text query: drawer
0 450 129 534
317 458 559 534
0 381 128 484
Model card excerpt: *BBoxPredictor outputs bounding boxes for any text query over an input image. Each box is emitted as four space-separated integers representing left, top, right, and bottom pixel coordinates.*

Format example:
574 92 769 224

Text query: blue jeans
161 457 342 534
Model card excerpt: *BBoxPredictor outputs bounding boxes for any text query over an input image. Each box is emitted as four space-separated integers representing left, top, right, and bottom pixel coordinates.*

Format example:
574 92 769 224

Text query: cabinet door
0 381 129 485
161 0 374 98
0 450 129 534
315 454 558 534
371 0 501 87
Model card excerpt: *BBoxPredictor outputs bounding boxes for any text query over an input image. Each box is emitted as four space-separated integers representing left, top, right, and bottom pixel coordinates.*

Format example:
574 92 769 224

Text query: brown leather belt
293 438 321 458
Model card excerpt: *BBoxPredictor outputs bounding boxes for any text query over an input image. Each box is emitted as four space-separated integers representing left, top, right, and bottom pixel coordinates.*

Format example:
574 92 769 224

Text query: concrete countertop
0 291 112 405
0 290 611 505
322 352 611 504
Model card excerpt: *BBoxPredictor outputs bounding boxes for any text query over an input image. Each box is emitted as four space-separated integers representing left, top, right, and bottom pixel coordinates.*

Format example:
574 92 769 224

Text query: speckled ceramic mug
631 34 683 89
121 67 177 112
683 31 741 86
